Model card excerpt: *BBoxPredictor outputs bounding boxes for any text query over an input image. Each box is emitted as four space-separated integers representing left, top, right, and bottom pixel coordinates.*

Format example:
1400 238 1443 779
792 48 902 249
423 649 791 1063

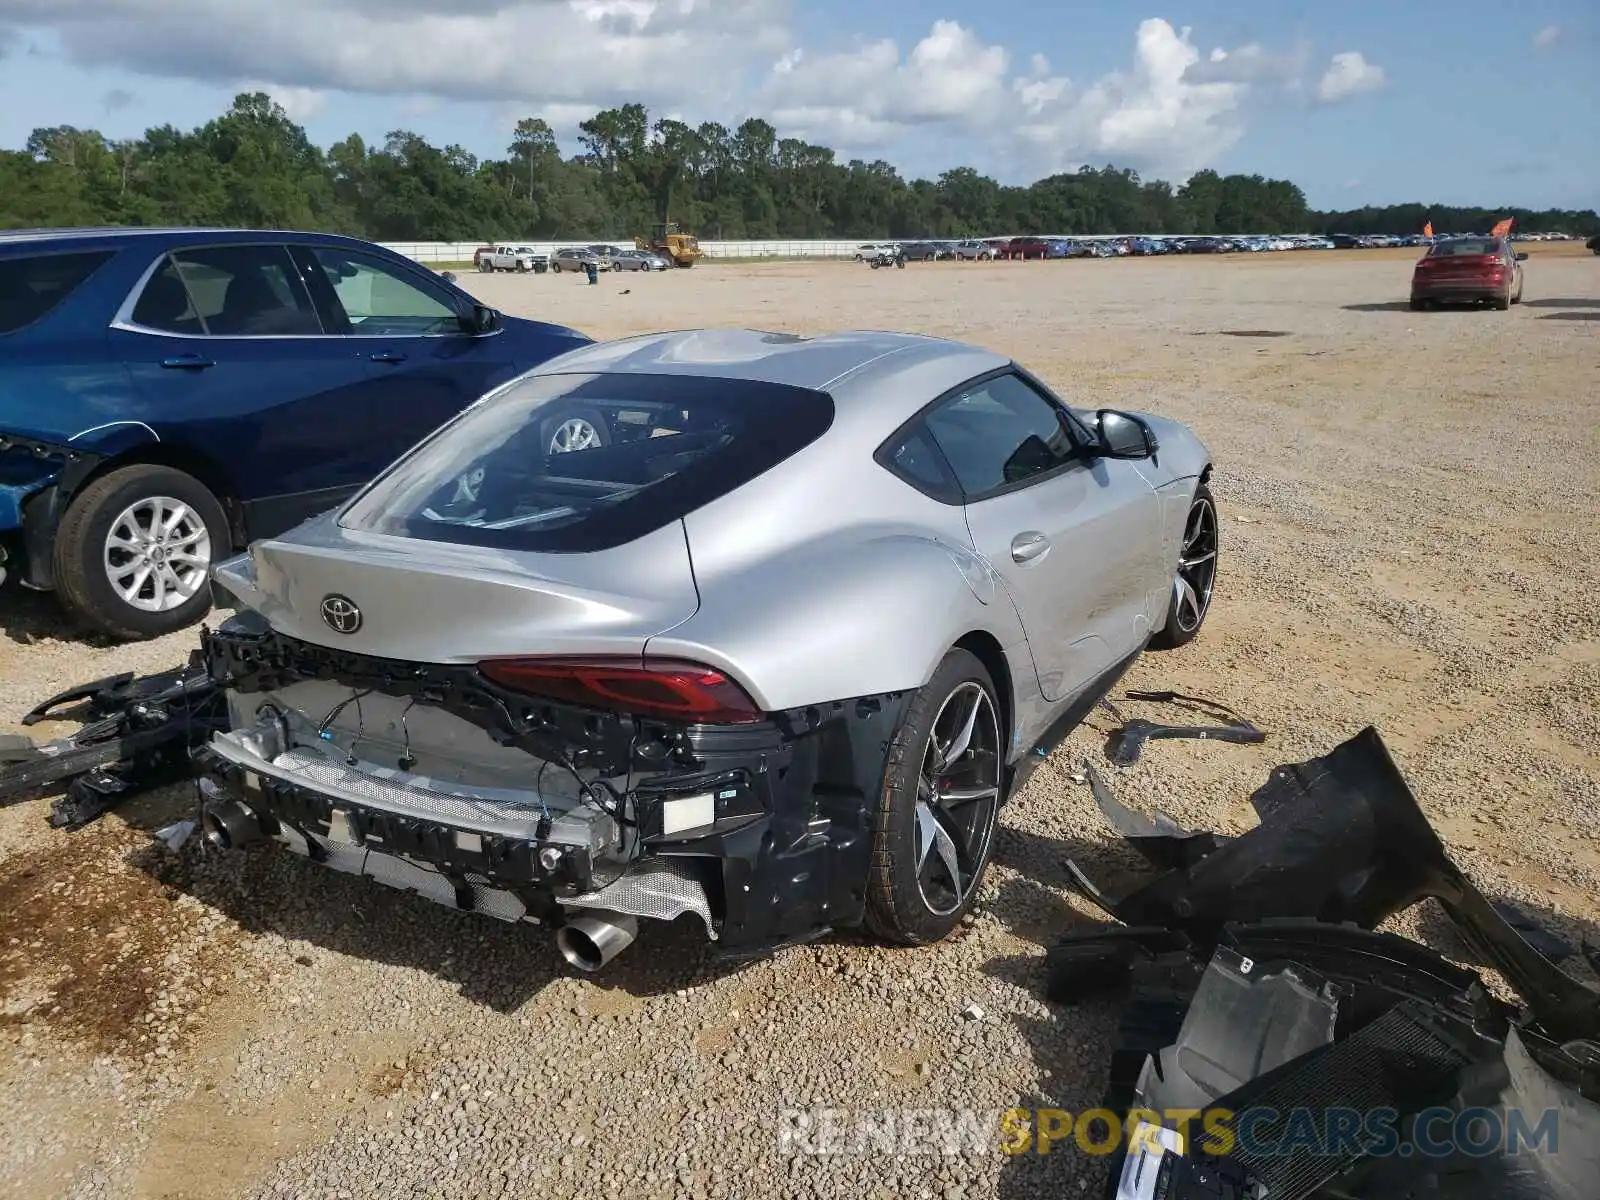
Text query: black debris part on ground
1099 690 1266 767
0 650 226 829
1047 726 1600 1200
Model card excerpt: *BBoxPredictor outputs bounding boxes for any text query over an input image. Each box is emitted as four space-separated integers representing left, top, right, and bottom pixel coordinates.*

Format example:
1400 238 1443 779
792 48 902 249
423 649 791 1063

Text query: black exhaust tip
201 799 263 851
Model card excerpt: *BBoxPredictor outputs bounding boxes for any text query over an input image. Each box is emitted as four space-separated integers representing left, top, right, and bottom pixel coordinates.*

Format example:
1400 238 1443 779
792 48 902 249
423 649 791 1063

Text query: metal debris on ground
1050 726 1600 1199
0 650 227 829
1098 690 1265 767
153 818 198 852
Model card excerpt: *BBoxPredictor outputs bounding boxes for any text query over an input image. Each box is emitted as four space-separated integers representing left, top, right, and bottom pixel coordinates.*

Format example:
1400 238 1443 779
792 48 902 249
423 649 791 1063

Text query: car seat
209 268 318 336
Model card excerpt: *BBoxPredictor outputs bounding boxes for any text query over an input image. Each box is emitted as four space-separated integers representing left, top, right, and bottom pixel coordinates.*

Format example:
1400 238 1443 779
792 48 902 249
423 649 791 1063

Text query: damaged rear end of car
191 365 906 968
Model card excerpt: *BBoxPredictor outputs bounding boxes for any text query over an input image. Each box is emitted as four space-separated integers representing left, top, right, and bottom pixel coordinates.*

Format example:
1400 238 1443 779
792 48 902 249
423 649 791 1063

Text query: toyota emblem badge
321 594 362 634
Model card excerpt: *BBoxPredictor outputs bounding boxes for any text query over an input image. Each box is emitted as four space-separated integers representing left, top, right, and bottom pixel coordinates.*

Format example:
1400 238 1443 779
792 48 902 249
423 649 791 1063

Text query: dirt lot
2 245 1597 1199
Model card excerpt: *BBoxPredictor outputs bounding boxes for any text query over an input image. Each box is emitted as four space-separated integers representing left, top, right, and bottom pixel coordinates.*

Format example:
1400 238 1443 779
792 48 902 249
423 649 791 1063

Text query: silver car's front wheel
1151 482 1218 649
103 496 212 612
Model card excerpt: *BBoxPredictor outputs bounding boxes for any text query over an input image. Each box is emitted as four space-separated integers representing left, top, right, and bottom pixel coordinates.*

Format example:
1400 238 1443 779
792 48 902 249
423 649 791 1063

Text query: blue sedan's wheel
542 409 609 455
865 648 1004 944
52 463 229 640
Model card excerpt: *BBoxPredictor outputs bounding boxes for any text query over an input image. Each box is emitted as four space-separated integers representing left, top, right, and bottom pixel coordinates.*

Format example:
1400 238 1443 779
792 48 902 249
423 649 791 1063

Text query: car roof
529 327 1009 394
0 226 396 253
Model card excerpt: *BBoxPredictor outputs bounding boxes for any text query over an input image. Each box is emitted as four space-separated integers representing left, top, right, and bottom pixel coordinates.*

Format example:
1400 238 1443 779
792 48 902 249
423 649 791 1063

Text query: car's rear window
0 250 116 334
339 370 835 553
1428 239 1499 257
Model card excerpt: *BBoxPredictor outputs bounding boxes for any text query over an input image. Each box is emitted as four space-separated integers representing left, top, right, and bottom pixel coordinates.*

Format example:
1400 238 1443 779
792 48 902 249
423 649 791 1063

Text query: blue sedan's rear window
0 250 116 334
339 371 834 553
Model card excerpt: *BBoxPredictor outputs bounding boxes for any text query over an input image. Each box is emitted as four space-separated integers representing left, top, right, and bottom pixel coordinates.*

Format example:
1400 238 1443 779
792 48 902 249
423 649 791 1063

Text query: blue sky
0 1 1594 210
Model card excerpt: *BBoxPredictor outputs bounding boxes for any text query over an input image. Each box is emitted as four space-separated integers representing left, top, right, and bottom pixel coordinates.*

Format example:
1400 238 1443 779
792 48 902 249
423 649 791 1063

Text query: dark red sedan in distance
1410 236 1527 311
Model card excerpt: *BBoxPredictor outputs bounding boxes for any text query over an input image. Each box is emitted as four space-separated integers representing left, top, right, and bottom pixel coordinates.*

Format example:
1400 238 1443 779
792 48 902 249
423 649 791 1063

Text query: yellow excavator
635 221 702 268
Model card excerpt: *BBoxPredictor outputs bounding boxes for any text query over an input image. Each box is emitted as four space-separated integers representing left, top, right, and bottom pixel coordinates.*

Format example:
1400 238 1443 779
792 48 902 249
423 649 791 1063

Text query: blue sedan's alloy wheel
52 464 230 640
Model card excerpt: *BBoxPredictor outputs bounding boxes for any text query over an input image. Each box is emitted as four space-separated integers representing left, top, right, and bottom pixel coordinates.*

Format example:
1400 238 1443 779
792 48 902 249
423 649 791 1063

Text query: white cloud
0 0 790 113
1532 23 1562 49
761 18 1302 179
1314 51 1386 104
243 83 327 121
1184 39 1310 85
0 4 1389 183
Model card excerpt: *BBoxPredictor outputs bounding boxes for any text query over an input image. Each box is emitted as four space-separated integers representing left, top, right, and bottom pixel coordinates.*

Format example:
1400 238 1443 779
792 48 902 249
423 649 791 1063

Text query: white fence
380 239 870 262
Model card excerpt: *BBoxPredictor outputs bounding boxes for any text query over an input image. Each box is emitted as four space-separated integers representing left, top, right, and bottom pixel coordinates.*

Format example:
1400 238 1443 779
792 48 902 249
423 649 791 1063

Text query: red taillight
477 656 763 724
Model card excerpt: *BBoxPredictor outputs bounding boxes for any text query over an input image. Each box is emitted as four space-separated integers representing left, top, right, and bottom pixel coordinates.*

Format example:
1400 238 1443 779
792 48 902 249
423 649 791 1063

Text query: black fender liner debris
1101 689 1266 766
1068 725 1600 1044
1083 760 1222 870
1049 723 1600 1200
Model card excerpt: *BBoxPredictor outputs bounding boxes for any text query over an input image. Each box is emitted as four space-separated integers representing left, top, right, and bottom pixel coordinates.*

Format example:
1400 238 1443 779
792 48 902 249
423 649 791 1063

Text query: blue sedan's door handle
369 351 407 364
160 354 214 370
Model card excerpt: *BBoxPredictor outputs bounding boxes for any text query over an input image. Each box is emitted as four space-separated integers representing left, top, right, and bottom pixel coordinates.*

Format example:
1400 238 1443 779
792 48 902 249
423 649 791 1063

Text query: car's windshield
339 369 835 553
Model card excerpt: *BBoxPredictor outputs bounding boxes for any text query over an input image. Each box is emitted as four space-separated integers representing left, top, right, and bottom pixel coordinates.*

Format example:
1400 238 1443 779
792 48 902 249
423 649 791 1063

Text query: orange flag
1490 217 1513 237
1422 221 1433 237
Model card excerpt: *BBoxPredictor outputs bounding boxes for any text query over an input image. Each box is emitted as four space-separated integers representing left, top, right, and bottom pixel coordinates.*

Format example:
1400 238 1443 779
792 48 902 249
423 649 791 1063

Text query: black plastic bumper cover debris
0 653 226 828
1050 725 1600 1200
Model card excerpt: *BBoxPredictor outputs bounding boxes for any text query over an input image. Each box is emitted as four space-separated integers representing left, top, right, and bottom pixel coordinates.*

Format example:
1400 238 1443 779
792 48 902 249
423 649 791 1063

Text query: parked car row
474 244 672 274
853 234 1347 260
851 230 1588 262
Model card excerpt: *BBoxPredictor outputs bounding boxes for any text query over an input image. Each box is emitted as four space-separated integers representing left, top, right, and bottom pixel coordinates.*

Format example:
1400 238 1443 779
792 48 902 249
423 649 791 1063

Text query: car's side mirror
1094 409 1158 459
462 304 502 335
1515 252 1529 261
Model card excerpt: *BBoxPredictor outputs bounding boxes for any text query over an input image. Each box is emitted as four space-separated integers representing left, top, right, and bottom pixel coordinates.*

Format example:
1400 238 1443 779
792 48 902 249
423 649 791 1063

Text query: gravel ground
2 245 1597 1200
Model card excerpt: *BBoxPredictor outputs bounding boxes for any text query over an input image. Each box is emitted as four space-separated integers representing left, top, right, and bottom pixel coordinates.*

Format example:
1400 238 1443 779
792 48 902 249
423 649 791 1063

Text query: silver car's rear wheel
914 682 1002 917
1151 483 1218 649
865 648 1004 944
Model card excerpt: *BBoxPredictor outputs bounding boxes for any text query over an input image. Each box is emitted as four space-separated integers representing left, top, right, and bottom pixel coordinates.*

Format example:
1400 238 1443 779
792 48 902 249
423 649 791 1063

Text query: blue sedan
0 227 591 638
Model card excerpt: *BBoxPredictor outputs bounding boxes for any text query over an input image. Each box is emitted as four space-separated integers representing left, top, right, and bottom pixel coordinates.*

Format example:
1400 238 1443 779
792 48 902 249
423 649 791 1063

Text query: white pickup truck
476 244 548 274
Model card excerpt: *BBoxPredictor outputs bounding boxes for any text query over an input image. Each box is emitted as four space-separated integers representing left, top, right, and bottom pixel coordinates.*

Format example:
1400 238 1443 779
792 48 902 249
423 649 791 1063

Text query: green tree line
3 93 1595 241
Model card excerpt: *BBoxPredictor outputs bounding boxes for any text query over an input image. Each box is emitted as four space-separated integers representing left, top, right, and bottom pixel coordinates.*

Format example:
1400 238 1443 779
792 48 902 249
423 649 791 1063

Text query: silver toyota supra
194 328 1217 970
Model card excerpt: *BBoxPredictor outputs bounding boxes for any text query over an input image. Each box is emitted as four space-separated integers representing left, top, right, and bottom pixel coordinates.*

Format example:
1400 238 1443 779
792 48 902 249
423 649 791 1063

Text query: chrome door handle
160 355 214 370
368 352 407 364
1011 532 1050 563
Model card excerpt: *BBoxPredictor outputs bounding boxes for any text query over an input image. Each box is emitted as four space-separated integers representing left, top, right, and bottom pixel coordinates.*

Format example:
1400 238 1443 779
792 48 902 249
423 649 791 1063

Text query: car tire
53 464 229 641
540 408 610 455
551 262 561 273
1149 481 1219 651
863 648 1005 946
1409 298 1426 311
1494 294 1511 311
